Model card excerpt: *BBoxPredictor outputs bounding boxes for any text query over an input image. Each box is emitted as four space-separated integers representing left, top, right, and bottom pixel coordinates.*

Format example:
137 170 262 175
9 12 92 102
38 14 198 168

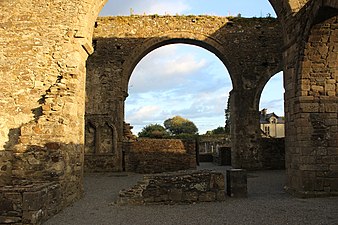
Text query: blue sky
99 0 284 135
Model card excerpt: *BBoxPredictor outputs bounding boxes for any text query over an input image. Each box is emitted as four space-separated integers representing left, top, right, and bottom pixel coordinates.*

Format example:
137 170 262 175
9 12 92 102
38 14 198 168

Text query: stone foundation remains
0 182 62 225
117 170 225 205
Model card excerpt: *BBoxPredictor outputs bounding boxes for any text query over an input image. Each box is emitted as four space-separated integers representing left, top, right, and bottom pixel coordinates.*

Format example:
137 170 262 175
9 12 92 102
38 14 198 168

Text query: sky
99 0 284 135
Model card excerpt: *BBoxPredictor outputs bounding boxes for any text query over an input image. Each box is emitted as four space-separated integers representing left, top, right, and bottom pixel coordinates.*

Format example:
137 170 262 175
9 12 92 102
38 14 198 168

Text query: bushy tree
213 126 227 134
164 116 198 135
138 124 169 139
225 94 231 133
205 126 228 135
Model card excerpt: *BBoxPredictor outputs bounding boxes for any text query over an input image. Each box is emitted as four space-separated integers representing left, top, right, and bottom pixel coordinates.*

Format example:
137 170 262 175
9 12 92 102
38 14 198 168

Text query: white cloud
126 85 231 134
127 105 162 124
129 45 209 93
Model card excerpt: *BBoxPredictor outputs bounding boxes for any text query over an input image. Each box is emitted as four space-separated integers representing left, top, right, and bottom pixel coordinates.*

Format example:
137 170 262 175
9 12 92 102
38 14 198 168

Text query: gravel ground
44 163 338 225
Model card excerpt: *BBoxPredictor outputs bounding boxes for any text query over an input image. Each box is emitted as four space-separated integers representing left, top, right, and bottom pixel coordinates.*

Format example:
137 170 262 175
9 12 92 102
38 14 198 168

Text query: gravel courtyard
44 163 338 225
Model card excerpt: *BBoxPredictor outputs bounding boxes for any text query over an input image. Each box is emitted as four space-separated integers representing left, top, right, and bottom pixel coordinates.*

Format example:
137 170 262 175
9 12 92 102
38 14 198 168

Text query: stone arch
100 122 117 154
121 30 237 92
255 70 284 112
88 15 283 170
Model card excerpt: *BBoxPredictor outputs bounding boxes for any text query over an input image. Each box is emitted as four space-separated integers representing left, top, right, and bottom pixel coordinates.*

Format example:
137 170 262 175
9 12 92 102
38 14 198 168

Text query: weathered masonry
86 16 283 171
0 0 337 224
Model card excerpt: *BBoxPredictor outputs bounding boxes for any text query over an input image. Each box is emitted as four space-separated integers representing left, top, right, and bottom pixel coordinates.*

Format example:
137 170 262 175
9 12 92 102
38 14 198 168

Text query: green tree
212 126 227 134
164 116 198 135
224 94 231 134
138 124 169 139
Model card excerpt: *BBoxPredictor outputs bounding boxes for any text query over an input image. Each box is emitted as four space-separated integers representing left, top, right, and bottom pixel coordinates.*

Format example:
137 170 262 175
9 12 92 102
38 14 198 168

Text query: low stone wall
117 170 225 205
84 154 119 173
0 182 62 225
123 139 196 173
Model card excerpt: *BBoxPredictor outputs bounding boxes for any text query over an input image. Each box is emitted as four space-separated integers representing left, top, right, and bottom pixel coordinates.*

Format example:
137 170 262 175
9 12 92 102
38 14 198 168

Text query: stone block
226 169 247 198
22 210 44 224
216 190 226 201
199 192 216 202
210 173 225 190
0 216 21 224
182 191 198 202
23 190 47 211
168 189 182 202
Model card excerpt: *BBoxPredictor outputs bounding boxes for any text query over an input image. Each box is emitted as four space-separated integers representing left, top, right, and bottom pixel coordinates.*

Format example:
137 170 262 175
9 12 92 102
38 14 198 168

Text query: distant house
260 109 285 138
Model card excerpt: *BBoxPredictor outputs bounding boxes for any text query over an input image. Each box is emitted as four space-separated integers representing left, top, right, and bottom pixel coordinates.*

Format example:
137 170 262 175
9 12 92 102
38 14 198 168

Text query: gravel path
44 163 338 225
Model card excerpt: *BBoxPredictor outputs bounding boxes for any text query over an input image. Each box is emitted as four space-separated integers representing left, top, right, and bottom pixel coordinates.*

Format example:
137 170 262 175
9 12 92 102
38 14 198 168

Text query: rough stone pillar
0 0 107 209
284 14 338 197
230 90 262 169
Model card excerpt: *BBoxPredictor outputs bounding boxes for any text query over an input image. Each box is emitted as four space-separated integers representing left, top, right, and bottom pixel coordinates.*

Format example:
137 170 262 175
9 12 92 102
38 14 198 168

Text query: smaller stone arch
99 122 115 154
85 121 97 154
254 69 284 112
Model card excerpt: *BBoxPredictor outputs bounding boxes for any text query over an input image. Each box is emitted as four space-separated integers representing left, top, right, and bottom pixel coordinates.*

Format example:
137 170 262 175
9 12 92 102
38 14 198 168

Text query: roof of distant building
259 109 284 124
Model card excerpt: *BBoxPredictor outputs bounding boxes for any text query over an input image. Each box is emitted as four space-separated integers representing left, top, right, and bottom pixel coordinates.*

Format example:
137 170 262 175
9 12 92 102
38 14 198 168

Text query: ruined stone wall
258 138 285 170
83 115 120 172
86 16 283 170
118 170 225 205
0 182 61 225
283 1 338 196
0 0 107 212
123 139 196 173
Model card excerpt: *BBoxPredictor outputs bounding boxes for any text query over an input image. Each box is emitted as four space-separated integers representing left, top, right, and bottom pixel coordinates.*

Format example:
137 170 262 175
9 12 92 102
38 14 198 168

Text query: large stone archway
0 0 337 223
86 16 283 171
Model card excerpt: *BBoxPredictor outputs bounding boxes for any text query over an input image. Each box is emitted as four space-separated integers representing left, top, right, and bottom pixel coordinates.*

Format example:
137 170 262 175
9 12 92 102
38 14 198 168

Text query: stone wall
83 115 120 173
117 170 225 205
0 182 62 225
123 139 196 174
258 138 285 170
0 0 106 212
283 2 338 196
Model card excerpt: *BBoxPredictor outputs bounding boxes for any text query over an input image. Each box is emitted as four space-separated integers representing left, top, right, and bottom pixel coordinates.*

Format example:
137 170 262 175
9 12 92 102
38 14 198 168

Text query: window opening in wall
259 72 285 138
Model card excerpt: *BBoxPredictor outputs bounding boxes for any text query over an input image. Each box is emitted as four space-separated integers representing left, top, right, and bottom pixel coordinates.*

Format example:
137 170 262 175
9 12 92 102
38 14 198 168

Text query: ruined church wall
86 15 284 171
